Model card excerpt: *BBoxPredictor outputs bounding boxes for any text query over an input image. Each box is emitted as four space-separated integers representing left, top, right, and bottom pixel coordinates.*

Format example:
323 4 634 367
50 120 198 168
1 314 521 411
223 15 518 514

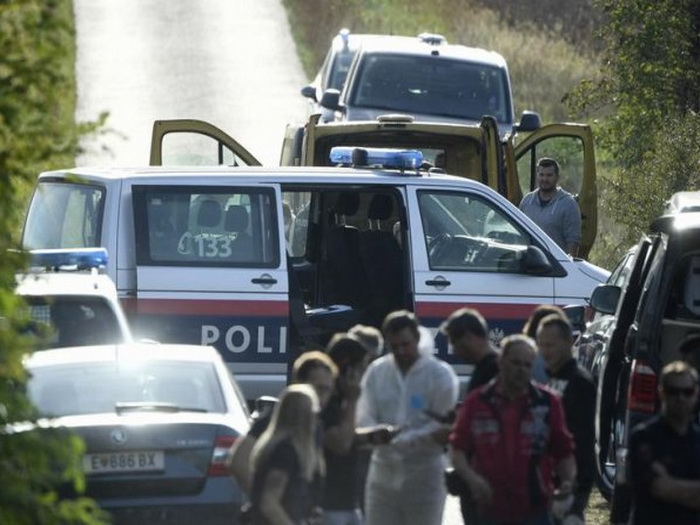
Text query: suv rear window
23 181 104 249
348 53 511 123
22 296 123 349
133 186 279 267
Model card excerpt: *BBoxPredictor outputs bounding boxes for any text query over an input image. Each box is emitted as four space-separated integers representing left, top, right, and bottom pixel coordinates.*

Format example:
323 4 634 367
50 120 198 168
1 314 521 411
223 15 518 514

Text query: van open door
150 119 262 167
511 123 597 259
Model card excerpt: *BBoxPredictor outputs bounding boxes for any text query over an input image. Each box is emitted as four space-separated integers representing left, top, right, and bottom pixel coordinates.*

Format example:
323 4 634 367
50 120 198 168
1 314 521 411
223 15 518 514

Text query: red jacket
449 379 574 522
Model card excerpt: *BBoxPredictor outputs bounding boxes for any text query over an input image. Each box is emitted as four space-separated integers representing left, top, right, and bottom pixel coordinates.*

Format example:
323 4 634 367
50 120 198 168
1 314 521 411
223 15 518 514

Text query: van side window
23 181 104 249
418 190 531 273
282 191 312 257
133 186 279 267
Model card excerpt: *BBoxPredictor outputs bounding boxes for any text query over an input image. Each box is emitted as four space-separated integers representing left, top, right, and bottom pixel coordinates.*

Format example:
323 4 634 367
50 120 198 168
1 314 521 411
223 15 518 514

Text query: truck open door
511 123 597 259
149 119 262 167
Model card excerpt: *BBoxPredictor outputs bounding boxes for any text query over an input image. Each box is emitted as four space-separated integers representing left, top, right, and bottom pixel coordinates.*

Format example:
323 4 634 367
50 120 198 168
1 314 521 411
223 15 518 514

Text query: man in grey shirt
519 157 582 257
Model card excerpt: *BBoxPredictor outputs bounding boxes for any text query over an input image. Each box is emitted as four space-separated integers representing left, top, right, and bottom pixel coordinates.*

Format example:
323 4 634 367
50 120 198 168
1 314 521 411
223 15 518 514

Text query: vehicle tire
609 478 632 524
595 427 614 501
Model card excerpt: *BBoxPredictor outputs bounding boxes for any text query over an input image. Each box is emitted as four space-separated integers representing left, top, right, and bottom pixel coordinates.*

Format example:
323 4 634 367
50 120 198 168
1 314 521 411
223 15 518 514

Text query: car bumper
106 503 240 525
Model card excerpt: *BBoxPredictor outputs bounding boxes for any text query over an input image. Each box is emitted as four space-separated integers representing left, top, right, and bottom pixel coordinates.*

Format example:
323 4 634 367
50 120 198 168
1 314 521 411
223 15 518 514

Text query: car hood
344 106 514 138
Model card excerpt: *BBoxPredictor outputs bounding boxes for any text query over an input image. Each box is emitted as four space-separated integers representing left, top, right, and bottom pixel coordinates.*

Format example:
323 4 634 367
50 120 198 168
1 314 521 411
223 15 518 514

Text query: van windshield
349 53 512 124
23 181 104 249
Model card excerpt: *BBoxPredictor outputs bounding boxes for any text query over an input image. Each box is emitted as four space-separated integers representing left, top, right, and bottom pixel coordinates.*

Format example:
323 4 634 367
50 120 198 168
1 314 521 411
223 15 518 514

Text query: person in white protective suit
356 310 458 525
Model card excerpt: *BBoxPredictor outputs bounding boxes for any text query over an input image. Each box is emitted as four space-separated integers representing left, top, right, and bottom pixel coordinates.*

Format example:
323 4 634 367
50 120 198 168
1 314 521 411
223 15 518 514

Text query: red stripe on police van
416 302 539 319
135 298 288 316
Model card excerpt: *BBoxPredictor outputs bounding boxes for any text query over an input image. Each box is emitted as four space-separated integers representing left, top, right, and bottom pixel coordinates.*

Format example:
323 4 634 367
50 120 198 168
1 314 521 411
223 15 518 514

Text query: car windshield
27 360 228 417
23 181 104 249
349 53 511 123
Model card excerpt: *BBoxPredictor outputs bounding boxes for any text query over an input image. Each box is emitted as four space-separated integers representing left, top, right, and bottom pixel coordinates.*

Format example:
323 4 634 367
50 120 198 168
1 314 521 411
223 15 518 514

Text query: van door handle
252 274 277 286
425 277 451 288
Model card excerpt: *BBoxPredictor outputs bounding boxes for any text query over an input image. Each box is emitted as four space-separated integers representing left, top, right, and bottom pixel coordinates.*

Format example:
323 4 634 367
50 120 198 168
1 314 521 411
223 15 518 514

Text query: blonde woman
250 384 325 524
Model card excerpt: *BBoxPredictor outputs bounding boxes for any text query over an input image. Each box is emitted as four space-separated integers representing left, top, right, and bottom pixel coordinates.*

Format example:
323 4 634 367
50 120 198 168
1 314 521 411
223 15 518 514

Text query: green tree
0 1 105 522
568 0 700 248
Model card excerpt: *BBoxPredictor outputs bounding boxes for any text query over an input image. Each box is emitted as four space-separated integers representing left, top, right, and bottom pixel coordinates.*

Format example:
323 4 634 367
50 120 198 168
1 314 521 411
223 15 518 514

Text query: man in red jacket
449 334 576 524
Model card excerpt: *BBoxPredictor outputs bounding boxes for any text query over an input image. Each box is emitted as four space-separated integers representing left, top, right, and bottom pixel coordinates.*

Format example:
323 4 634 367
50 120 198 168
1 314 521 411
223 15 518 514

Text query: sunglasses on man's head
664 385 697 397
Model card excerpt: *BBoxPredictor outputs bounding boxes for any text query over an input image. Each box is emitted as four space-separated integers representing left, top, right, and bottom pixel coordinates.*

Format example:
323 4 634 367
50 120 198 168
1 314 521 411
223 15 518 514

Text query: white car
16 248 132 349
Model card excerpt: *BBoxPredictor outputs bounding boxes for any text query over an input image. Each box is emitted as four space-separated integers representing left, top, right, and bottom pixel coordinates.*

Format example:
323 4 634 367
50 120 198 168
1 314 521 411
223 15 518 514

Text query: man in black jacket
440 307 499 396
440 307 499 524
537 314 595 524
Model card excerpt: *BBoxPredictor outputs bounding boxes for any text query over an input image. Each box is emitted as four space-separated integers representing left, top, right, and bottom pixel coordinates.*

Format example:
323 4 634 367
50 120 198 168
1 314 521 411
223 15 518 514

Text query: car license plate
83 451 164 474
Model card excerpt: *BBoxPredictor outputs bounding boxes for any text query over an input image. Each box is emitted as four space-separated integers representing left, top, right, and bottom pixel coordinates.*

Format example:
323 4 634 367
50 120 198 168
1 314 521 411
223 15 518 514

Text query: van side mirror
589 284 621 315
520 245 552 275
320 89 342 111
516 111 542 132
301 84 317 102
252 395 278 420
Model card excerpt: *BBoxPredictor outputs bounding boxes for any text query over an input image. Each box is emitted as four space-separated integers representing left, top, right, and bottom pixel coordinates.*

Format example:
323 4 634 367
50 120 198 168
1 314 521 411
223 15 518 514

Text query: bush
0 1 105 522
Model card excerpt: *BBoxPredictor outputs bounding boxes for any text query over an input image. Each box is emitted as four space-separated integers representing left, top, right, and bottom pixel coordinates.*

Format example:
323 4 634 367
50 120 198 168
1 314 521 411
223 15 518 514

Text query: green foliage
282 0 597 123
568 0 700 238
0 1 105 522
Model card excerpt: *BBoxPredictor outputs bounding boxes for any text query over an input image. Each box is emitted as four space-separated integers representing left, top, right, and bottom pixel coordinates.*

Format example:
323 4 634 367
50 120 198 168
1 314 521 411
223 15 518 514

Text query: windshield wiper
115 402 207 414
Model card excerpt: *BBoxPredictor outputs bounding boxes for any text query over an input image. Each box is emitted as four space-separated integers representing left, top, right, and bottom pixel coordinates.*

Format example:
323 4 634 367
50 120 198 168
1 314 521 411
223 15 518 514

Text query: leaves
0 1 105 523
567 0 700 238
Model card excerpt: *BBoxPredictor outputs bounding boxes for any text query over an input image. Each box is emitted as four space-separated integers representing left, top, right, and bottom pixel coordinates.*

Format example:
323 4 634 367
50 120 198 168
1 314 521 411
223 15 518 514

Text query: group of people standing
227 303 700 525
226 304 601 525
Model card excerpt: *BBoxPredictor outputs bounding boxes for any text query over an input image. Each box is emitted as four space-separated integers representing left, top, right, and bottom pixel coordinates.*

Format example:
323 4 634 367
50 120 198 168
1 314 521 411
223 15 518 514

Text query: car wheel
610 477 632 524
608 412 631 523
595 425 615 500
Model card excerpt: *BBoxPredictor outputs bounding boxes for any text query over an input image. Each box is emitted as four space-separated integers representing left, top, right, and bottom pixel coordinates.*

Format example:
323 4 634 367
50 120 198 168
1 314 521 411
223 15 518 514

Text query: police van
22 144 608 399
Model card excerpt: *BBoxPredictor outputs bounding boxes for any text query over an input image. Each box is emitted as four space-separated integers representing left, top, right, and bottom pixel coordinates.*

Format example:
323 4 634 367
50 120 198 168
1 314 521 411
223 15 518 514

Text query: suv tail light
627 359 657 413
208 435 237 477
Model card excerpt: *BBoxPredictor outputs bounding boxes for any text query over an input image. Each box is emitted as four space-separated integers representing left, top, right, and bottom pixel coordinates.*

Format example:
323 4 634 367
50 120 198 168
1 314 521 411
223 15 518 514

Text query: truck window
418 190 531 272
160 132 251 166
23 181 104 249
516 136 585 197
133 186 279 267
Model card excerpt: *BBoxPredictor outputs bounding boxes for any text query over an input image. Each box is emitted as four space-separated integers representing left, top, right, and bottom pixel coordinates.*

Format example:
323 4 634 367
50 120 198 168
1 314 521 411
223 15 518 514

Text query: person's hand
366 425 400 445
431 424 451 445
307 506 323 525
341 380 361 401
340 367 363 401
551 481 575 519
551 494 575 520
650 461 674 499
561 514 584 525
467 472 493 507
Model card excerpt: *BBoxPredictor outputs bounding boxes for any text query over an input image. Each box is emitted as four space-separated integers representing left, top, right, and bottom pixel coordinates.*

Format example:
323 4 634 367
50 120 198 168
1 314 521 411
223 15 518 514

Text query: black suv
574 205 700 521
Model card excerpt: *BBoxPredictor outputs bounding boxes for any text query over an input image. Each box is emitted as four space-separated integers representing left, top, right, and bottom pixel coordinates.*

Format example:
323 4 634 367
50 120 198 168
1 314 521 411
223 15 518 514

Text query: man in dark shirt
536 314 596 523
628 360 700 525
439 307 499 523
440 307 499 396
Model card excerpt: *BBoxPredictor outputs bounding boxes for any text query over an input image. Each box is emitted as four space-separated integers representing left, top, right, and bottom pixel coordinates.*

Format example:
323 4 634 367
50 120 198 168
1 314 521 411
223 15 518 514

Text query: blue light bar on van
30 248 108 271
330 147 423 170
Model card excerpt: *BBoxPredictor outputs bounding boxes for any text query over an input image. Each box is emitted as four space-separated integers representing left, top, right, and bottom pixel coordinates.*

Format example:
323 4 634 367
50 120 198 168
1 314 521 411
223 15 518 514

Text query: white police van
16 248 132 348
22 139 608 399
